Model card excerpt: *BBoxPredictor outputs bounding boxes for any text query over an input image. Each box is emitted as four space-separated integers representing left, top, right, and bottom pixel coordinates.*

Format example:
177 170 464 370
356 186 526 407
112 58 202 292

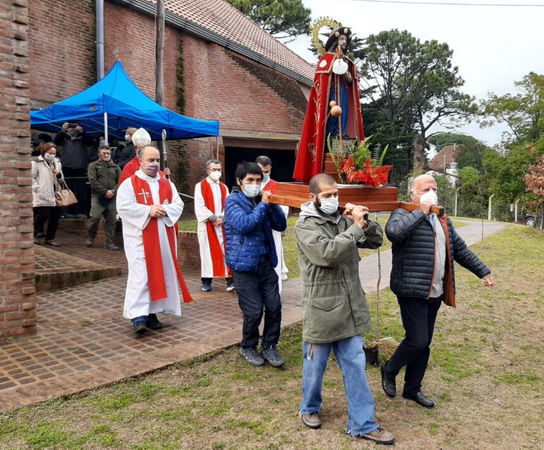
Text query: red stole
200 179 231 277
263 179 277 194
130 175 193 303
439 214 456 308
293 52 365 183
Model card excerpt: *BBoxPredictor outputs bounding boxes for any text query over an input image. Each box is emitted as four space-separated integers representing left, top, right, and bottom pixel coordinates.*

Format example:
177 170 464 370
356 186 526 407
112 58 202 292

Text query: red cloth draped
200 180 231 277
131 175 193 303
263 179 277 194
293 52 365 183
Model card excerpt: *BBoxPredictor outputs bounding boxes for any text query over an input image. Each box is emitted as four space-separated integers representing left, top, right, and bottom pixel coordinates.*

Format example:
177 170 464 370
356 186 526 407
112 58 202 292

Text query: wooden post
155 0 166 168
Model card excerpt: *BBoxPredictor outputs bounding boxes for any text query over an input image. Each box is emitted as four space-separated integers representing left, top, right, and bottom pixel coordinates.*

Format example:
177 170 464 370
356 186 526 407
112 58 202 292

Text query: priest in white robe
194 159 233 292
117 145 193 334
256 156 289 293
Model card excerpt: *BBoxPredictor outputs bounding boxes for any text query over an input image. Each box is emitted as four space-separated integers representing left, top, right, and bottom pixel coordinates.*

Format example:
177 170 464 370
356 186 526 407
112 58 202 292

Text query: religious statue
293 26 365 183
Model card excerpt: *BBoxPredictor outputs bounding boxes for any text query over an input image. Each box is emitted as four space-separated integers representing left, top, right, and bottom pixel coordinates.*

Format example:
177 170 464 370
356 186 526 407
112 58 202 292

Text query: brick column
0 0 36 337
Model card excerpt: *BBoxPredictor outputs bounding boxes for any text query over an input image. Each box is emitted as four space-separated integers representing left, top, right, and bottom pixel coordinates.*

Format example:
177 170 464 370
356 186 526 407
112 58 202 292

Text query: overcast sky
286 0 544 148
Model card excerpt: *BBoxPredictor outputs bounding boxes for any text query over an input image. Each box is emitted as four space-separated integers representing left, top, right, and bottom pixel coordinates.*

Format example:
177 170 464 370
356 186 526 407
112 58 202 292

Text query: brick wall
26 1 308 211
28 0 96 104
0 0 37 337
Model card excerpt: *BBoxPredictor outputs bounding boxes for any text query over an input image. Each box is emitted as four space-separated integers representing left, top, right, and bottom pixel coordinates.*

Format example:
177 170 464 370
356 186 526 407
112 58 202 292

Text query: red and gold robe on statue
293 52 365 183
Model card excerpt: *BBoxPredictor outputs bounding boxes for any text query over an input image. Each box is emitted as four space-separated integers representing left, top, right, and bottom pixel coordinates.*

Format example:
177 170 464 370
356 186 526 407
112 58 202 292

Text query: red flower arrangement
339 156 393 186
329 136 393 187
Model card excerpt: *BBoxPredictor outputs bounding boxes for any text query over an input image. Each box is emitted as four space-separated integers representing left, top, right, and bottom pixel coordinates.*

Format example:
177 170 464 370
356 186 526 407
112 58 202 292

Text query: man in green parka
295 173 395 446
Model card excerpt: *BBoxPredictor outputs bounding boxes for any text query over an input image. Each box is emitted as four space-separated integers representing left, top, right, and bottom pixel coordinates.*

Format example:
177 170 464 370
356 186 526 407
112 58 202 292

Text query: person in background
225 162 287 367
54 122 93 219
86 145 121 250
255 155 289 290
115 127 137 169
32 143 64 247
295 173 394 445
194 159 233 292
381 174 495 409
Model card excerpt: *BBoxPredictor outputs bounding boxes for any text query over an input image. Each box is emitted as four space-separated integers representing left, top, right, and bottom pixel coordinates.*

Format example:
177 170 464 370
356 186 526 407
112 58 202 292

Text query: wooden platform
272 182 400 211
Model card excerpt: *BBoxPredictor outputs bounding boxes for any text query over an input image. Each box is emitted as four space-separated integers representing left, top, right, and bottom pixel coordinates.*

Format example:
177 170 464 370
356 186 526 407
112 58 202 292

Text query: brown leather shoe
359 427 395 445
299 412 321 429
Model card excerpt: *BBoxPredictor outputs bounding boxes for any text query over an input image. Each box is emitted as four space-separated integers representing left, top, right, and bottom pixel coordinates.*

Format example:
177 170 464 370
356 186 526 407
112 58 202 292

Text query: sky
285 0 544 148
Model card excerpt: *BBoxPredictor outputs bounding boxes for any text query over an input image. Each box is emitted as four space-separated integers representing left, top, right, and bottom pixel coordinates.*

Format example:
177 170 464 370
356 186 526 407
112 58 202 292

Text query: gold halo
311 17 342 56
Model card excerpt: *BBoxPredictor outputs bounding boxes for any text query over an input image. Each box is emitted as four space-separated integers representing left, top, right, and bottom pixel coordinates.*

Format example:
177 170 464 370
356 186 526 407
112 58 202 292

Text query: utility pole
155 0 165 168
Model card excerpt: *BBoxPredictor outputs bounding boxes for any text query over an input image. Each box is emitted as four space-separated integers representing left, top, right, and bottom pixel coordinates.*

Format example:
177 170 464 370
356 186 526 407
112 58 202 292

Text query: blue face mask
262 174 271 184
242 184 261 198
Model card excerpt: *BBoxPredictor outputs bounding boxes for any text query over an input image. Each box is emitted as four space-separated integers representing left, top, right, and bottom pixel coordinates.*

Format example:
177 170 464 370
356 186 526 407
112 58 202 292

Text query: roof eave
108 0 313 87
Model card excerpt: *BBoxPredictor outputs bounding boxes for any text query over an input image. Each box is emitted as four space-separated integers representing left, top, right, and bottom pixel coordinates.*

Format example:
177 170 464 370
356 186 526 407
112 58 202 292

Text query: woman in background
32 143 64 246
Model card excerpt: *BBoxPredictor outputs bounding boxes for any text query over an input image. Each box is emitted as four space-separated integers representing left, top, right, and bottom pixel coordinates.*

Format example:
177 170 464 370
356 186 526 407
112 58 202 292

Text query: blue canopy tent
30 61 219 141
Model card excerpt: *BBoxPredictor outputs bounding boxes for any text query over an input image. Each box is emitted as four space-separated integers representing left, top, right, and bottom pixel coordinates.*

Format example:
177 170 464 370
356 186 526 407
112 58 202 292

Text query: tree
226 0 311 39
458 166 487 218
358 30 477 173
525 154 544 229
481 72 544 144
427 132 479 151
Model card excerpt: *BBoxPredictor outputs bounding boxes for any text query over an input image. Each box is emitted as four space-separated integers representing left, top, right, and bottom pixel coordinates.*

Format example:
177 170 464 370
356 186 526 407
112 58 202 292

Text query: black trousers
385 295 443 394
33 206 61 241
62 168 88 216
233 259 281 349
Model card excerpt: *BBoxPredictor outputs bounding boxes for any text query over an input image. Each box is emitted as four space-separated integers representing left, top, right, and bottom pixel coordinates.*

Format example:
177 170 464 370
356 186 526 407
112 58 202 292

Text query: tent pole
104 112 108 144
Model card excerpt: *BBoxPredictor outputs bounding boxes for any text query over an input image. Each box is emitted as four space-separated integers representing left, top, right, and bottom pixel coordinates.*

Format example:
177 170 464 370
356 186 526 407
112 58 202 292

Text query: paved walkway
0 220 505 412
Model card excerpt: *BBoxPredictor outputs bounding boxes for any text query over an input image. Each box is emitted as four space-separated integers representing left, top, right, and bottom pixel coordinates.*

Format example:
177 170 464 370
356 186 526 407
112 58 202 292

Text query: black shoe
147 313 163 330
402 391 435 408
381 363 396 398
261 345 285 367
239 347 264 366
133 321 147 334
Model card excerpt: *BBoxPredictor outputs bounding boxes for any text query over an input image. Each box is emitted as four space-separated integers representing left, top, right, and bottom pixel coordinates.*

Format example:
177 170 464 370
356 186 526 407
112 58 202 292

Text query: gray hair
205 159 221 169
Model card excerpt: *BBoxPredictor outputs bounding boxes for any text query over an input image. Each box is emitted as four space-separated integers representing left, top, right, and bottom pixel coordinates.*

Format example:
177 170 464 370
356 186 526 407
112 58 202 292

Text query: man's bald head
410 174 437 202
140 145 161 178
309 173 337 195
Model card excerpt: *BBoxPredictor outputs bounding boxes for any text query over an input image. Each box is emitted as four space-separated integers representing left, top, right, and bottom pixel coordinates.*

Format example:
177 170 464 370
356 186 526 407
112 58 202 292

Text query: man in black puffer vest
381 174 495 409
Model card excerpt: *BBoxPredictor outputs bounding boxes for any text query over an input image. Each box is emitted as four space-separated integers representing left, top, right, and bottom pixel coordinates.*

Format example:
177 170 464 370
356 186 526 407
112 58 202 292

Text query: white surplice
262 178 289 293
194 177 229 278
117 170 184 319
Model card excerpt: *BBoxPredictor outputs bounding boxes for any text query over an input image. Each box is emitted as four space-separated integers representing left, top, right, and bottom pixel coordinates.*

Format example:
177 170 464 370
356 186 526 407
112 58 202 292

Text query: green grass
1 224 542 449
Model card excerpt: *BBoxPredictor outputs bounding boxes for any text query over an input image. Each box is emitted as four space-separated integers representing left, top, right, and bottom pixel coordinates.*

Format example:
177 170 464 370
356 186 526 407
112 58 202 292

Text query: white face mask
45 153 56 161
419 189 438 206
317 197 339 215
208 171 221 182
125 135 131 142
262 173 271 184
242 184 261 198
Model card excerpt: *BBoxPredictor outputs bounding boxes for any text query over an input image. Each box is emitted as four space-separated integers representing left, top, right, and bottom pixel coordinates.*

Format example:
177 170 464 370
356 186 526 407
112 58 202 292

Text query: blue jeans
300 335 379 436
232 259 281 349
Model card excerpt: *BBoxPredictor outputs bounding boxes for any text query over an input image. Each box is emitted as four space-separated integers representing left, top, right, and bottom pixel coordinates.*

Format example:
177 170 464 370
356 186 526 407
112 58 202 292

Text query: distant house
427 144 462 186
28 0 315 191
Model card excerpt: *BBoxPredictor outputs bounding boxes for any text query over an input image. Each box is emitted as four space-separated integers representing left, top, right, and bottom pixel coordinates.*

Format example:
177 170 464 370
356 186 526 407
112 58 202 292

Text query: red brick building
28 0 315 191
1 0 314 336
1 0 36 338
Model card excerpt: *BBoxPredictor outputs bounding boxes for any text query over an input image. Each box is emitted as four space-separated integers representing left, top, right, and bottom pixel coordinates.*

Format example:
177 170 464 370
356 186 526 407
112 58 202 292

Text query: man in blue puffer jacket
225 162 287 367
381 174 495 409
